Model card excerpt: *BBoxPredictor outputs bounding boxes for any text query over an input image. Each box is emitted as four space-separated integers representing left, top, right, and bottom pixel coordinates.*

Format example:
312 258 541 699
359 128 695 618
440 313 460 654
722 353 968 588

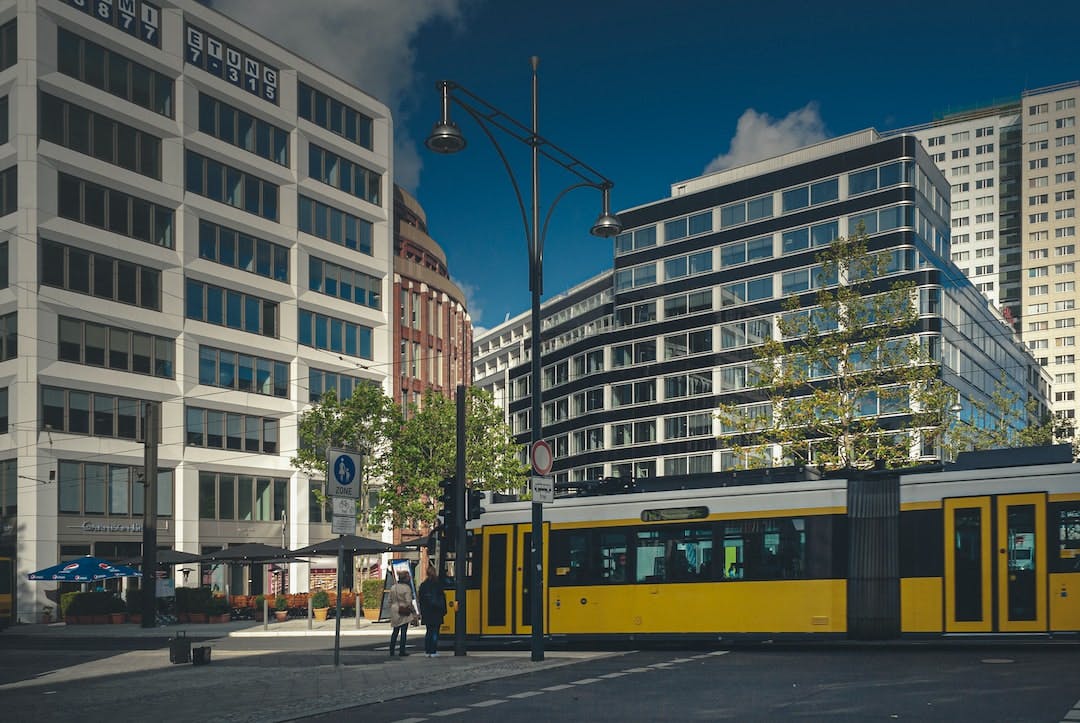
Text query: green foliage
253 594 265 610
311 589 330 609
361 579 384 610
274 595 288 611
65 591 115 615
717 226 951 471
175 586 212 614
206 596 230 615
378 387 528 530
60 591 80 618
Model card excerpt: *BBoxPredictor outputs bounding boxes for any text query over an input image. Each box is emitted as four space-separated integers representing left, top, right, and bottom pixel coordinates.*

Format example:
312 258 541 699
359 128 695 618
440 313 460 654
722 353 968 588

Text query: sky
204 0 1080 331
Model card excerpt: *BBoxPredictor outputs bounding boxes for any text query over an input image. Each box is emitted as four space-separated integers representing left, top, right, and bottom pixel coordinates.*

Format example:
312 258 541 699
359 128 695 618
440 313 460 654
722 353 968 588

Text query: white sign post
531 475 555 504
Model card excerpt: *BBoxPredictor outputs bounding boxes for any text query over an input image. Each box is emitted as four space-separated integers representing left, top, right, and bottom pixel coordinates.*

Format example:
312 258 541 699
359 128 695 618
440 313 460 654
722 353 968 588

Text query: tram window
899 509 943 578
634 526 713 583
721 517 806 580
599 532 629 583
549 531 589 584
1050 502 1080 573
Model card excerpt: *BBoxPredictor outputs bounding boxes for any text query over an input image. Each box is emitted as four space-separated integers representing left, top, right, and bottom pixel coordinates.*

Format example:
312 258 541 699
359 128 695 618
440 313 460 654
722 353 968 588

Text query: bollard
308 594 312 630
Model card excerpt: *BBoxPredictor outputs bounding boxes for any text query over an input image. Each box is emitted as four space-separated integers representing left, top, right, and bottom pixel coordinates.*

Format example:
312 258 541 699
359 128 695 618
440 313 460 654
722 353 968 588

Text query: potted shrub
207 595 230 623
273 595 288 622
108 594 126 624
61 591 80 625
362 579 384 621
311 589 330 621
253 594 265 622
126 590 143 625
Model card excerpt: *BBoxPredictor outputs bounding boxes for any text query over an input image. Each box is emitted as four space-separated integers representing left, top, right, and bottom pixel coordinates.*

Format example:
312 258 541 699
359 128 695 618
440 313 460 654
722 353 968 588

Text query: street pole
527 56 544 663
141 402 158 628
454 384 467 656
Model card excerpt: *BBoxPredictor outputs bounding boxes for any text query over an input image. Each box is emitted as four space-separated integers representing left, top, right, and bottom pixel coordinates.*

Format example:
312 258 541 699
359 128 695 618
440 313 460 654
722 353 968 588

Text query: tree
291 382 399 530
716 226 952 471
946 374 1070 457
377 387 528 531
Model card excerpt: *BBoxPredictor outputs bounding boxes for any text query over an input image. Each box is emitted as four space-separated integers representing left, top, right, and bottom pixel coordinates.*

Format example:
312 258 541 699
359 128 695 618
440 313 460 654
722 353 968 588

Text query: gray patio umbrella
119 549 202 567
290 534 406 557
197 543 294 562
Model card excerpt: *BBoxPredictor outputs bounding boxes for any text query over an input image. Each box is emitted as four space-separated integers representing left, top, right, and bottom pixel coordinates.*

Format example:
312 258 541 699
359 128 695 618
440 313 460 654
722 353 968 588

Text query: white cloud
704 103 828 174
208 0 465 190
454 277 483 330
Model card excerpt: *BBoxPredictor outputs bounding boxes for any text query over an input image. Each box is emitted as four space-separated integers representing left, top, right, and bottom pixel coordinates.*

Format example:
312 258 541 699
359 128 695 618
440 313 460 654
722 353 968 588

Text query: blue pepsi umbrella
28 555 141 582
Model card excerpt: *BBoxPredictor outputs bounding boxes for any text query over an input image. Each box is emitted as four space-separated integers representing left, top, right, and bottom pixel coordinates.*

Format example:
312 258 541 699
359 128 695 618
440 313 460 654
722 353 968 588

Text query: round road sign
531 440 553 476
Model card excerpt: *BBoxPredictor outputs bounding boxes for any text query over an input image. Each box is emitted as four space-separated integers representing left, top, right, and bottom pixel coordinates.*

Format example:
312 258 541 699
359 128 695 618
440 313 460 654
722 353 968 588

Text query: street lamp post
426 57 621 662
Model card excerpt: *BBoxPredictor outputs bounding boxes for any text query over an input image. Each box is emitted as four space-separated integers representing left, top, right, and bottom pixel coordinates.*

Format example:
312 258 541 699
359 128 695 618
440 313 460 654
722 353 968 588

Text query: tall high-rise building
5 0 394 623
474 130 1049 482
900 81 1080 432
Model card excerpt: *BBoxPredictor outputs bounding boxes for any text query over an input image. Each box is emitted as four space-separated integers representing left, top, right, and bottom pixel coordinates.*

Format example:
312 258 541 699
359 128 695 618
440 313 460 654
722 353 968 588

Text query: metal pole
454 385 467 656
334 535 343 666
141 402 158 628
528 55 545 663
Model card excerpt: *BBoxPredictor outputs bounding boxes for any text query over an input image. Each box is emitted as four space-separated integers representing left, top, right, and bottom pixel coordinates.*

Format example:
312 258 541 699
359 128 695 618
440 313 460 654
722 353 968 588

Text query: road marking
599 672 628 678
390 718 426 723
1063 710 1080 721
624 666 651 673
648 662 674 668
507 690 545 699
542 684 574 691
571 677 603 685
430 708 470 717
470 699 506 708
707 650 731 656
670 657 696 664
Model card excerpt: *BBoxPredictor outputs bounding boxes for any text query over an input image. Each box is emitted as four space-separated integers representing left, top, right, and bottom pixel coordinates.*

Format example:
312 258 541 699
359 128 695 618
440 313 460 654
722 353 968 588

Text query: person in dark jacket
417 564 447 657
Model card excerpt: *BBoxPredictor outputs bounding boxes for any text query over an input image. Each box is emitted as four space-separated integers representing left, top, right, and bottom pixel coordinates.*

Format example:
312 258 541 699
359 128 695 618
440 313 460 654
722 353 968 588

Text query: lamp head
425 120 466 154
590 185 622 238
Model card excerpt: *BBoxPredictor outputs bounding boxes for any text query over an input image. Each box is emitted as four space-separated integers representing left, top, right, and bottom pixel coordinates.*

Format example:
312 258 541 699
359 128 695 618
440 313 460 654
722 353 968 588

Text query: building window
42 387 156 441
308 144 381 206
186 407 278 454
614 226 657 254
613 262 656 291
41 238 161 310
198 92 289 165
198 345 288 398
198 219 288 282
298 309 373 360
57 173 173 248
309 368 369 403
185 278 278 337
58 317 172 378
40 93 161 178
664 210 712 241
185 150 279 221
199 471 287 522
298 81 374 149
56 27 172 117
298 195 373 255
309 256 381 310
0 166 14 216
58 461 172 517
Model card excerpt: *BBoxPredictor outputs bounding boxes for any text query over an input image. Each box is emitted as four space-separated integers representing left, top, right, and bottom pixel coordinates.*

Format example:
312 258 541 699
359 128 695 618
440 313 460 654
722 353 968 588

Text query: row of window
298 195 374 255
185 278 278 338
0 312 14 362
0 166 15 216
198 92 289 166
308 367 367 403
198 472 288 522
308 256 381 310
57 27 173 117
185 150 279 221
198 345 288 398
58 172 174 248
58 316 173 378
58 461 172 517
41 93 161 179
185 407 279 454
198 219 289 282
297 309 374 360
548 516 829 586
41 386 155 441
41 238 161 311
308 144 381 206
0 20 14 72
298 82 374 150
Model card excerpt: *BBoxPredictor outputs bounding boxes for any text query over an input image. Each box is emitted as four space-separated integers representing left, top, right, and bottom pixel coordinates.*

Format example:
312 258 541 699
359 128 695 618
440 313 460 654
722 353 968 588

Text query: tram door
944 494 1047 633
481 525 513 635
514 524 548 635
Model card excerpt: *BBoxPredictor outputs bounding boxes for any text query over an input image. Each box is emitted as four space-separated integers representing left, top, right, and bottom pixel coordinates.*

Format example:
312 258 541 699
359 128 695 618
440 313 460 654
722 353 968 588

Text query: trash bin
191 646 211 665
169 631 190 664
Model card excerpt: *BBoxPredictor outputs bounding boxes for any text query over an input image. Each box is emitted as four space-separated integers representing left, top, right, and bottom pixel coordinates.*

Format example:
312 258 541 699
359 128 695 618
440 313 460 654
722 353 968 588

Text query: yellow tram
441 448 1080 641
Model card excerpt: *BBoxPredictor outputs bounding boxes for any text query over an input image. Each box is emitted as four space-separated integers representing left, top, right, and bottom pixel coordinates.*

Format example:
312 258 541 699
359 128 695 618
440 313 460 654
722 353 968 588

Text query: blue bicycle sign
325 448 363 499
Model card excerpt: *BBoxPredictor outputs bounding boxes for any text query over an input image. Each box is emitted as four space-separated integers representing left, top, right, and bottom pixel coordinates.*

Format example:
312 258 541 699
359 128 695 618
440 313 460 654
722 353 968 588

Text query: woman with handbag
417 564 447 657
388 570 416 656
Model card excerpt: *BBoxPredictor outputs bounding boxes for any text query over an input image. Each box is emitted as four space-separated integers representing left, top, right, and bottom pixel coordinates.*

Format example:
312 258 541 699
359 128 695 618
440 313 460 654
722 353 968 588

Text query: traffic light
436 476 458 532
466 488 485 521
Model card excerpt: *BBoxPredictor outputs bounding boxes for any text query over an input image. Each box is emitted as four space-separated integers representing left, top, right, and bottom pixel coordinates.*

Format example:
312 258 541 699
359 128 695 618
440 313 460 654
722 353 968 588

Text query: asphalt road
302 645 1080 723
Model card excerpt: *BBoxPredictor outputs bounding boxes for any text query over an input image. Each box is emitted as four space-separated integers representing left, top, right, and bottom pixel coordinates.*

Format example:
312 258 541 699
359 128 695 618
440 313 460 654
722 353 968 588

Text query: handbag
398 603 412 616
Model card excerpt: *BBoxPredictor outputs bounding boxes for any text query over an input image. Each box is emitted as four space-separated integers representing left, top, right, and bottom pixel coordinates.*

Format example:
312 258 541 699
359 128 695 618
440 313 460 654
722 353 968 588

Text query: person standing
417 564 447 657
388 570 415 657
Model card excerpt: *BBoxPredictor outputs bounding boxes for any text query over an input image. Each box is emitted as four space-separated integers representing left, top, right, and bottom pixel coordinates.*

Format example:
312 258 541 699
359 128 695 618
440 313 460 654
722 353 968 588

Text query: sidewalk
2 617 615 723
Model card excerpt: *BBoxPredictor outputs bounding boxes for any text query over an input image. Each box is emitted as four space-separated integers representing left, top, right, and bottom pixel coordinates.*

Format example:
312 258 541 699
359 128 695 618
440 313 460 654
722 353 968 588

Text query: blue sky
207 0 1080 330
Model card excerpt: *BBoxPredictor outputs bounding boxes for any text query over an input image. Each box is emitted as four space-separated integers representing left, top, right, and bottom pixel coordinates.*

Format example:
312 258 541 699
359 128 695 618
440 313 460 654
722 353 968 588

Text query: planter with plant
108 594 126 624
362 579 384 621
253 594 266 621
125 589 143 624
61 591 80 624
273 595 288 621
311 589 330 621
206 595 230 623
